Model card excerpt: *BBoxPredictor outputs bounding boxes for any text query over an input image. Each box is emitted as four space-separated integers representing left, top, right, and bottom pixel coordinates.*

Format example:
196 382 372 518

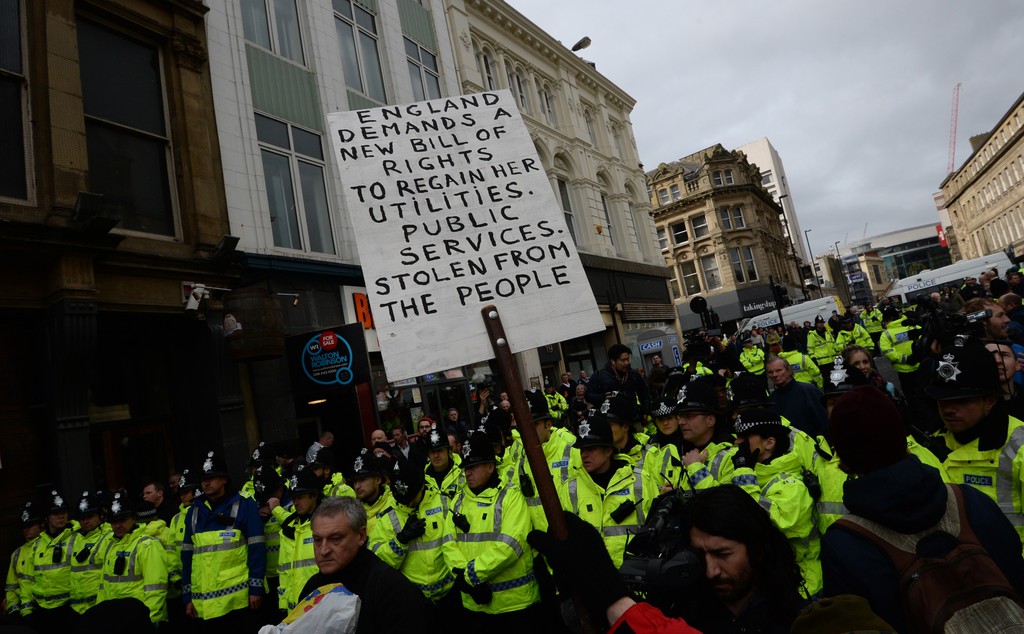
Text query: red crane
947 82 961 175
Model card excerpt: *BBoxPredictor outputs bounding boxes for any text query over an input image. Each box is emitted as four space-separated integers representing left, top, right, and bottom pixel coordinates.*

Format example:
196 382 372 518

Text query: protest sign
327 90 603 380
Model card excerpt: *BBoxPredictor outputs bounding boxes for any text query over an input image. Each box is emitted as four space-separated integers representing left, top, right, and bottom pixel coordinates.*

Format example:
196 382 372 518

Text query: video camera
619 491 703 610
903 298 991 356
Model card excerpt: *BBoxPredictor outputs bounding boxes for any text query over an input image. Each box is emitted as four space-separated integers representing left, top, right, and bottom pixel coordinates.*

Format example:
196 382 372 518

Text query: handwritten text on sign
327 91 603 380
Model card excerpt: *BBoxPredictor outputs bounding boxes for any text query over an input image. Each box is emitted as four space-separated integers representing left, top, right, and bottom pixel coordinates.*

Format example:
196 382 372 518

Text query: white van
886 253 1013 304
738 295 846 332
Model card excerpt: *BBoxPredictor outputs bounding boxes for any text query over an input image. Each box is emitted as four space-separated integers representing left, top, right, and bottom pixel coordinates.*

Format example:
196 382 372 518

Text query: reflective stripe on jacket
69 527 111 614
97 528 168 622
29 527 74 609
368 500 455 600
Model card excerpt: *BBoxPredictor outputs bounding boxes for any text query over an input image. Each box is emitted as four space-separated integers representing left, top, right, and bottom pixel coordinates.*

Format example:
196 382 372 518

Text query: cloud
506 0 1024 256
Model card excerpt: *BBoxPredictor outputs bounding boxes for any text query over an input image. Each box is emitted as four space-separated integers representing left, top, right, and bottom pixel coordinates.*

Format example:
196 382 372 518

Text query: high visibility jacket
939 416 1024 548
263 513 282 580
277 514 316 611
813 457 849 535
4 541 34 616
443 480 539 614
681 441 759 498
879 318 920 373
140 519 175 585
780 415 826 477
519 427 577 531
424 455 464 517
68 526 110 614
617 433 676 492
167 503 191 597
834 324 873 352
182 492 266 619
907 437 951 483
363 486 395 538
559 459 659 568
739 347 766 374
779 350 823 389
683 362 713 378
28 526 74 609
497 442 521 485
323 472 356 498
862 308 884 334
97 527 168 622
805 329 836 366
544 392 569 421
369 499 455 600
733 450 821 597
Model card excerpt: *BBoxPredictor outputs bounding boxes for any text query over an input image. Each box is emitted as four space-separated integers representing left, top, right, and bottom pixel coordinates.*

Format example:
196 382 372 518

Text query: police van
886 253 1013 304
738 295 846 332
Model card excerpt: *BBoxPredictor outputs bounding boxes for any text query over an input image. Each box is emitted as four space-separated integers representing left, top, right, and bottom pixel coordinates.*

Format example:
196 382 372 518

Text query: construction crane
947 82 961 175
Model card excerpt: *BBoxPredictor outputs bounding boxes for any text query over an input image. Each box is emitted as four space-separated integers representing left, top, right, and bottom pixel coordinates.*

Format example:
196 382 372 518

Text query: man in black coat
586 343 650 416
300 497 435 633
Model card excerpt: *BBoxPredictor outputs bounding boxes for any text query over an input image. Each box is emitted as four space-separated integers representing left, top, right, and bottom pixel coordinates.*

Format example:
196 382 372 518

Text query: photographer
528 485 805 633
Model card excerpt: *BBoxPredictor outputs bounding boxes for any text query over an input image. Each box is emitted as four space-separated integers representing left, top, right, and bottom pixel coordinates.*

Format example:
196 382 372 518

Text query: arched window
583 109 597 145
475 45 496 90
552 153 578 246
597 173 616 252
537 81 557 126
623 183 642 255
505 63 529 113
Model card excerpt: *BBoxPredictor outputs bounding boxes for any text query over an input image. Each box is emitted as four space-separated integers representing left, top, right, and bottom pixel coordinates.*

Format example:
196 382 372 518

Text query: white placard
327 91 603 381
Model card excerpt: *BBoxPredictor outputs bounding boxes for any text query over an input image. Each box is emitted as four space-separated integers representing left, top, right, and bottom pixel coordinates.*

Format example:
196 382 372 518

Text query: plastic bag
258 583 361 634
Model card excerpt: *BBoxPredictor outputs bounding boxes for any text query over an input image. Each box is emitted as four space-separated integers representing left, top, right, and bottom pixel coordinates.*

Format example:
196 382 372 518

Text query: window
761 171 772 185
538 83 557 126
334 0 386 103
405 38 440 101
556 178 577 245
0 0 27 199
241 0 305 64
712 171 723 186
681 261 701 295
720 206 744 229
691 214 709 238
506 65 528 113
670 279 681 300
670 184 681 200
599 193 616 248
671 221 688 244
77 19 175 235
477 48 496 90
701 254 722 290
730 246 757 283
624 204 641 254
657 227 669 250
256 114 335 253
724 170 734 185
658 188 670 205
584 109 596 145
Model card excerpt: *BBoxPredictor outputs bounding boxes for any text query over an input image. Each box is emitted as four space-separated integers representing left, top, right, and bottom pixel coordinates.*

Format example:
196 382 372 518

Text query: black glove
731 441 760 470
396 515 426 544
453 568 492 604
527 511 631 624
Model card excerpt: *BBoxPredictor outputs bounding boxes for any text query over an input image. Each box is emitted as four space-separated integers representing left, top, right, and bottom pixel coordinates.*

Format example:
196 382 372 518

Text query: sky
506 0 1024 259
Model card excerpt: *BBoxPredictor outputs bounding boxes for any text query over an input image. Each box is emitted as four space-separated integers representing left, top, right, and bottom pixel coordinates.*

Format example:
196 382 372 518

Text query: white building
735 137 808 263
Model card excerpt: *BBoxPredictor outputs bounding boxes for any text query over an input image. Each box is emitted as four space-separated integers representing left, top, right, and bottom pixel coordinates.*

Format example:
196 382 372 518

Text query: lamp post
804 229 821 298
777 194 803 296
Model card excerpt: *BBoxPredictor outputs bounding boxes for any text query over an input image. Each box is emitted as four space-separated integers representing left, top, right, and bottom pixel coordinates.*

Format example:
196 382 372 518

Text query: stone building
647 144 801 331
941 91 1024 261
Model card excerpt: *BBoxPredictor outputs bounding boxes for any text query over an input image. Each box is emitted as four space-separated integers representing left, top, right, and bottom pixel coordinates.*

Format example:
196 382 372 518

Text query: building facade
647 144 801 331
445 0 677 374
735 137 808 264
941 92 1024 261
838 224 951 304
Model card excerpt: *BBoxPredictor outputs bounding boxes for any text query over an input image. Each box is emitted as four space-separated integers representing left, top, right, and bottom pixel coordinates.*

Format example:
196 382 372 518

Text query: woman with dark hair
841 345 896 398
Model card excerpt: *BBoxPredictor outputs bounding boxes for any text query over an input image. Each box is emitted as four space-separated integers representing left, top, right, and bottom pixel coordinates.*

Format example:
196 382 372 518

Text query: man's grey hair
765 355 791 372
312 496 366 532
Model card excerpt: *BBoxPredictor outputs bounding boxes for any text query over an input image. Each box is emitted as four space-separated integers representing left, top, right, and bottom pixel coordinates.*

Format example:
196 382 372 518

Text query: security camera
186 284 206 312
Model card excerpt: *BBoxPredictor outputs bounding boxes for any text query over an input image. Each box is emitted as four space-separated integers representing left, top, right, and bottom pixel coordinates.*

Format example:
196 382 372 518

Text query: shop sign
638 340 663 352
286 323 370 397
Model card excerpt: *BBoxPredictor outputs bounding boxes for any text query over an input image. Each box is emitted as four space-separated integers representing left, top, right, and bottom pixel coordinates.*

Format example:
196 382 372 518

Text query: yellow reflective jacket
740 347 766 375
363 486 395 539
519 427 577 531
323 473 356 499
97 527 168 623
862 308 884 334
779 350 823 389
834 323 873 352
167 503 190 597
277 514 316 611
805 329 836 366
28 526 74 609
5 540 35 616
443 478 539 614
424 454 464 518
879 318 921 373
369 499 455 600
68 526 110 614
682 441 759 498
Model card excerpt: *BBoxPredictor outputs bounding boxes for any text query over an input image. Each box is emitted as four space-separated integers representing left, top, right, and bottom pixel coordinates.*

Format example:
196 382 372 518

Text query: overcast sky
506 0 1024 258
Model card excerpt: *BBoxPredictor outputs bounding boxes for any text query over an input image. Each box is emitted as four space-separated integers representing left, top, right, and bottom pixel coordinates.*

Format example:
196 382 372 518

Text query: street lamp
777 194 802 295
804 229 821 298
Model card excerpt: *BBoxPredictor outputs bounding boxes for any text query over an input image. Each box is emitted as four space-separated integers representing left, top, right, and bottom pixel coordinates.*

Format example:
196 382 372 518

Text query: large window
700 254 722 290
584 109 597 145
658 188 669 205
670 184 681 200
719 206 745 230
671 221 688 244
506 65 529 113
730 246 757 283
538 83 557 126
556 178 577 245
724 169 734 185
256 114 335 254
600 193 616 249
0 0 27 199
78 19 175 235
657 227 669 251
692 214 710 238
334 0 386 103
681 261 701 295
476 47 496 90
624 204 641 254
405 38 440 101
241 0 304 64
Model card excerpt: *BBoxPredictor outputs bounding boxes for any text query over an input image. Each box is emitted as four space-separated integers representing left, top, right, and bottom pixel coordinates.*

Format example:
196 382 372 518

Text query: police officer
4 501 42 619
309 447 356 498
443 431 541 631
242 441 276 499
732 409 821 597
780 335 823 389
674 381 748 495
370 457 457 604
806 316 837 375
543 380 569 423
28 489 75 630
274 465 324 612
251 464 286 625
879 305 933 429
182 449 266 629
560 413 658 569
167 468 199 630
517 389 577 531
423 422 464 517
95 492 169 625
350 448 394 537
68 491 109 617
834 312 873 351
862 302 885 353
738 336 766 375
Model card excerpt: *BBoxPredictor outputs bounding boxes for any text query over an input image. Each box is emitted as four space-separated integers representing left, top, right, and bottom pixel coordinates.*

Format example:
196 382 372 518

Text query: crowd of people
5 266 1024 633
